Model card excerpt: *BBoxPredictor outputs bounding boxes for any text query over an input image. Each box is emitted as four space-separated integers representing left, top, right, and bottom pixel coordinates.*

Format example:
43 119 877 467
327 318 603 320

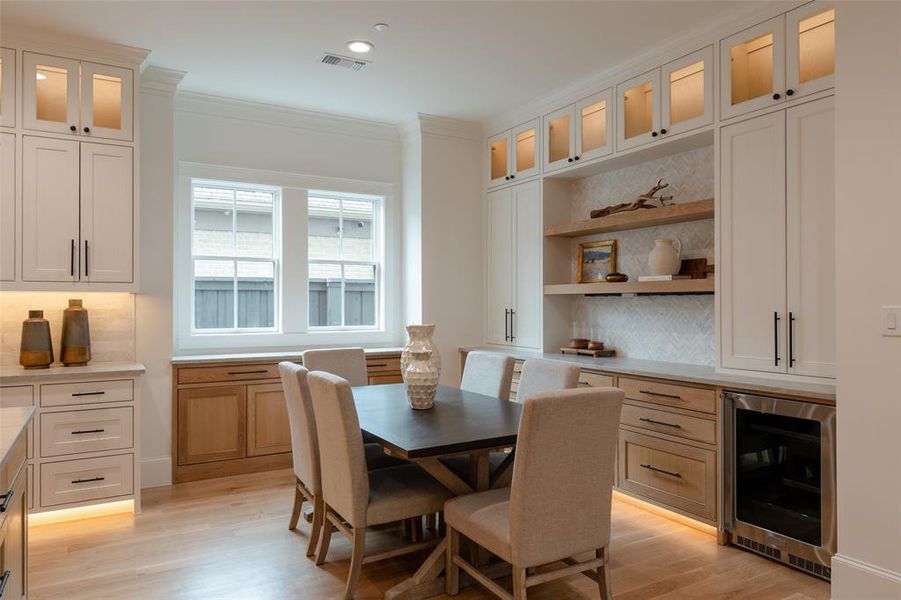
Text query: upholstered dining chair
515 358 580 402
307 371 454 599
278 362 403 558
302 347 369 386
444 387 624 600
460 351 515 400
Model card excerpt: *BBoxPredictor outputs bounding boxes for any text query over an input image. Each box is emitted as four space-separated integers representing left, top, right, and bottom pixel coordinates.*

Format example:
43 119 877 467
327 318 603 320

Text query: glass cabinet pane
92 73 123 130
669 60 705 125
730 32 774 106
580 100 606 153
798 8 834 84
547 114 570 163
35 64 69 123
490 137 508 181
623 80 653 140
514 128 535 174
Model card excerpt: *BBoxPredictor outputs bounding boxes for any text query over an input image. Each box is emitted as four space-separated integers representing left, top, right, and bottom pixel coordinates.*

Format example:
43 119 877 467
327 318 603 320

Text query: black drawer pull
640 463 682 478
0 569 11 597
226 370 268 375
638 390 682 400
639 417 682 429
367 363 388 368
71 477 105 484
72 429 105 435
72 391 106 397
0 489 12 512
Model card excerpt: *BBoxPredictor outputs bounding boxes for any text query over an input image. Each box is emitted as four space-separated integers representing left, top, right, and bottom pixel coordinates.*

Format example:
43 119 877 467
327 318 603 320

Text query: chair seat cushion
441 452 509 484
366 465 454 527
444 487 512 562
364 443 406 470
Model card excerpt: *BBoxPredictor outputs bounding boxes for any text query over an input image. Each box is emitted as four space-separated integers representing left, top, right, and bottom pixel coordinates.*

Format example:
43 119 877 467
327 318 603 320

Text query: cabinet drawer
618 377 715 414
178 364 280 384
41 379 133 407
40 453 134 507
368 374 404 385
366 357 401 374
621 403 716 445
40 407 134 458
618 430 716 520
580 371 614 388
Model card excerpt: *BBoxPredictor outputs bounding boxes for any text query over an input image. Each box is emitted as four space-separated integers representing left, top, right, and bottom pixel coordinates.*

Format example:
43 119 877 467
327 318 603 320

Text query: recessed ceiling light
347 40 374 54
373 23 389 32
36 72 47 80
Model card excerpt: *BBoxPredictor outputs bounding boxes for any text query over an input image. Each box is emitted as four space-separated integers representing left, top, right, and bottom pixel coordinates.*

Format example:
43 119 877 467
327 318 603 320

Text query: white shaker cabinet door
512 180 541 349
719 111 787 373
80 142 134 283
786 97 835 378
487 186 514 345
0 132 15 281
22 136 80 282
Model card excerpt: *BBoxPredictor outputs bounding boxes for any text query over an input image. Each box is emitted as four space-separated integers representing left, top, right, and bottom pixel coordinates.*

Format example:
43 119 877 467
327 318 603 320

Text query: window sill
176 329 400 353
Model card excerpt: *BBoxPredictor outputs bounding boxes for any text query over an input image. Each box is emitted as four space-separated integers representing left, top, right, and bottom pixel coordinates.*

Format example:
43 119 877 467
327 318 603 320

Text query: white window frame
175 162 400 352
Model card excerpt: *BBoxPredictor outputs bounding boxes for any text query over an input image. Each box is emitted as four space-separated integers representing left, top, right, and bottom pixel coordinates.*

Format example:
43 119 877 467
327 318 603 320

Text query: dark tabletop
352 384 522 459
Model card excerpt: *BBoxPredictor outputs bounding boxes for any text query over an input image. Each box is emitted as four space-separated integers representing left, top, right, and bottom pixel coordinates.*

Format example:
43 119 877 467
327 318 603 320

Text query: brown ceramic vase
20 310 54 369
61 299 92 366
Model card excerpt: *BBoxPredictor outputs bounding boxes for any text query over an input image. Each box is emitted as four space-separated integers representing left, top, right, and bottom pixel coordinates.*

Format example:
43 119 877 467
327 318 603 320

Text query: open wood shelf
544 198 714 238
544 278 715 296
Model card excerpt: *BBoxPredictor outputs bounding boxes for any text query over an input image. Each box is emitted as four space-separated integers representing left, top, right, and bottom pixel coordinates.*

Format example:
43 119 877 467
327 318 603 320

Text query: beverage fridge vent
736 535 782 559
789 553 831 580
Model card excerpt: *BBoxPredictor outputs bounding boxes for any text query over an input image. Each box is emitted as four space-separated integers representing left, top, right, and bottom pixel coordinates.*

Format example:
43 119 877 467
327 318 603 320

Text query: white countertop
460 346 836 403
171 348 404 365
0 406 34 465
0 362 146 385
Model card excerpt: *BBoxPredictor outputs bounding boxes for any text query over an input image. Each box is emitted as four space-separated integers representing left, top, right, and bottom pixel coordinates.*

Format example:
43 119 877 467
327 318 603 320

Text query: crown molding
174 90 400 143
417 114 482 141
141 66 186 96
0 25 150 66
397 117 422 143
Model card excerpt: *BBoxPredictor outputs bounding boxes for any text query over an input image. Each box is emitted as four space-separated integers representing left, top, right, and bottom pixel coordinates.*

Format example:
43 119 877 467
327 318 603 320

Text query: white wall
832 2 901 597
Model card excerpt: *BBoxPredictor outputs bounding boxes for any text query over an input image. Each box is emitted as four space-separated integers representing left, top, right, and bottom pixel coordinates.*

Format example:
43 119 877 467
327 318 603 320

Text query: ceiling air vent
320 53 369 72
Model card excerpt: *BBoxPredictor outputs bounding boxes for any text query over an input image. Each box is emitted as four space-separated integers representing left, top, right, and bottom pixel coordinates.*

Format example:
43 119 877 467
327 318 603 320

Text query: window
308 193 381 329
191 180 279 332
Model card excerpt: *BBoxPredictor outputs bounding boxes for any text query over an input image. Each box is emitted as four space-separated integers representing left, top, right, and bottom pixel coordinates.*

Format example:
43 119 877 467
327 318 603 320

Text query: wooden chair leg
597 547 612 600
289 482 304 530
512 566 527 600
412 516 423 542
445 526 460 596
425 512 437 531
315 511 334 566
306 494 325 558
344 526 366 600
403 518 413 541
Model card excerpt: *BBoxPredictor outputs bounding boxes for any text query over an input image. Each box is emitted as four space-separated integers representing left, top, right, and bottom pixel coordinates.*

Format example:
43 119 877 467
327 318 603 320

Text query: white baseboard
832 554 901 599
140 456 172 489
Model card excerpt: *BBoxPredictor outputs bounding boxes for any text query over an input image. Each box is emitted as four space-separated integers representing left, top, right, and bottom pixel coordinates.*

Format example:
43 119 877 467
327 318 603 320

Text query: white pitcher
648 239 683 276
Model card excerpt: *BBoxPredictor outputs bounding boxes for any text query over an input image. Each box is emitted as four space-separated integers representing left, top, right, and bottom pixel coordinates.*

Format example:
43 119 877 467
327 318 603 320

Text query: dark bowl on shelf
605 272 629 283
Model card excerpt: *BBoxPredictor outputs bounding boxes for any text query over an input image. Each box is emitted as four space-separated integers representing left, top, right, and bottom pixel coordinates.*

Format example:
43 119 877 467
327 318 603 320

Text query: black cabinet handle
774 312 781 366
83 126 91 133
567 157 574 163
773 93 781 100
640 463 682 478
226 369 268 375
786 89 794 96
72 429 105 435
510 174 515 179
367 362 387 368
504 308 510 341
84 240 89 277
639 417 682 429
574 155 580 161
72 391 105 397
638 390 681 400
509 309 515 342
72 477 105 484
0 488 12 512
651 131 659 137
0 569 10 597
789 312 796 368
70 239 76 277
69 125 77 132
660 128 668 134
504 176 510 181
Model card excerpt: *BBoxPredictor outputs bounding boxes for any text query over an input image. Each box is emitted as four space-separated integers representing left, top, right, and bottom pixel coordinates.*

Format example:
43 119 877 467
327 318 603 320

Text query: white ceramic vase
648 239 683 276
404 349 438 410
401 324 441 381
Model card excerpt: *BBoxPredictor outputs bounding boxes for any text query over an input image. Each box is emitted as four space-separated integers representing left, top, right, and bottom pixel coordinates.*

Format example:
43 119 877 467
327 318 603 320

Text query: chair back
307 370 370 528
460 351 514 399
515 359 580 403
278 362 321 495
508 387 624 567
302 347 369 386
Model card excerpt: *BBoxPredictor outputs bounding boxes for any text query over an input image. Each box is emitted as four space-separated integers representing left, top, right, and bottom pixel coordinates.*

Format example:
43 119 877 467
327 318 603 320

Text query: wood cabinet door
0 133 15 281
511 119 540 180
0 467 27 600
720 16 786 121
246 383 292 456
80 142 134 282
785 3 835 100
79 61 134 141
542 104 575 173
719 111 787 373
512 180 541 349
617 68 661 151
661 46 714 136
575 89 613 163
786 96 835 378
22 52 80 135
486 129 510 188
0 48 15 128
177 385 246 465
486 186 514 345
22 135 80 282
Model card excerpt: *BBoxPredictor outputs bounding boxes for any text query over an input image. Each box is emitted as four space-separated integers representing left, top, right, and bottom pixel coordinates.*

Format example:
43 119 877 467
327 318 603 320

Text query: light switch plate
882 306 901 337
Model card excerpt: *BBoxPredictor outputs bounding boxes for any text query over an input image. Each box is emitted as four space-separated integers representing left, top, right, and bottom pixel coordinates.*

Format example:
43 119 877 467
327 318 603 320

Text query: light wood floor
29 469 830 599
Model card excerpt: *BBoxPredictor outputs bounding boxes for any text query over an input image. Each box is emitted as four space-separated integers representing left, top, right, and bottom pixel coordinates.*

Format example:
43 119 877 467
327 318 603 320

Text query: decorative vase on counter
648 238 683 276
19 310 54 369
401 324 441 382
404 349 439 410
60 299 91 366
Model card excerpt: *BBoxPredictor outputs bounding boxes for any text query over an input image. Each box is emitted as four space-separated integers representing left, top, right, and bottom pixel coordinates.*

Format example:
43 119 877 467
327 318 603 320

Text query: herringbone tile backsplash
569 145 715 365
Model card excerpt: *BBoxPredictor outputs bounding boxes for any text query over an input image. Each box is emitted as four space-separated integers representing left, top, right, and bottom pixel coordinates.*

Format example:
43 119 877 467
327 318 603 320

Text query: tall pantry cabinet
720 95 835 378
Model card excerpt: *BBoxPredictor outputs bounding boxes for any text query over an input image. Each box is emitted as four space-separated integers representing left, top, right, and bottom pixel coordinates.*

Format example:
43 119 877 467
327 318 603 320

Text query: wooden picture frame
577 240 617 283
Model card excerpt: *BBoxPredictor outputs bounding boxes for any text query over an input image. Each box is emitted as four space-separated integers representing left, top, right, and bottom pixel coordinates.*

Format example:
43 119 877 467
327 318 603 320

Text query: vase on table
19 310 54 369
401 324 441 382
60 299 91 366
404 349 438 410
648 238 683 276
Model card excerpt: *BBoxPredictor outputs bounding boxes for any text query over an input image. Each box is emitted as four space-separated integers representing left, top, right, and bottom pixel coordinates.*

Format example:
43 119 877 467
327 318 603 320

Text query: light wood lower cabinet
0 429 28 600
246 384 291 457
177 386 246 465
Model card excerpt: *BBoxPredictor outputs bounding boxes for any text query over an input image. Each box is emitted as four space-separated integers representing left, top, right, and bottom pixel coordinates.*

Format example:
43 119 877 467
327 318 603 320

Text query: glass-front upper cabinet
661 46 714 136
617 69 660 151
23 52 80 135
786 3 835 98
543 105 574 173
0 48 15 127
487 131 509 187
576 89 613 163
80 61 134 141
487 118 540 188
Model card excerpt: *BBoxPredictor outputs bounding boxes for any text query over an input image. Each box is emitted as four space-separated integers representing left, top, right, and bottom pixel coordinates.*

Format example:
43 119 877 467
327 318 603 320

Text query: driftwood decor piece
589 179 674 219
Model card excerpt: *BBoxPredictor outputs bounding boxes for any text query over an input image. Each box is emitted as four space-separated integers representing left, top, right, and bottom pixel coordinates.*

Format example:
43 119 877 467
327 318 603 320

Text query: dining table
353 383 523 600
